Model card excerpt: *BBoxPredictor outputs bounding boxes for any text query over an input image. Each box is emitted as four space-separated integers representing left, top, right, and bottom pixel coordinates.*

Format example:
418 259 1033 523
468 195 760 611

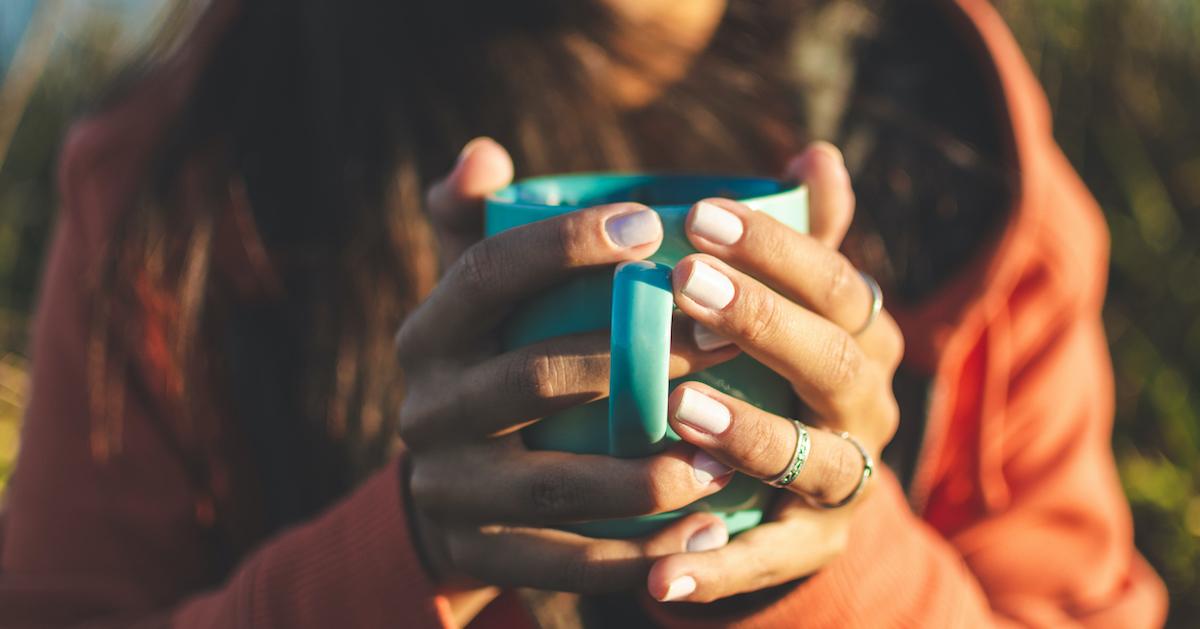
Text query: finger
410 443 736 525
450 512 725 594
401 319 740 447
669 311 743 371
426 137 514 236
667 382 865 504
671 254 881 422
397 203 664 359
683 197 876 334
647 501 853 603
857 308 905 371
782 142 854 248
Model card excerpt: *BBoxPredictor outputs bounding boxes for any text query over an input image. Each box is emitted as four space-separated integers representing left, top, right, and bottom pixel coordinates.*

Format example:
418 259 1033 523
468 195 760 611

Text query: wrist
399 457 503 625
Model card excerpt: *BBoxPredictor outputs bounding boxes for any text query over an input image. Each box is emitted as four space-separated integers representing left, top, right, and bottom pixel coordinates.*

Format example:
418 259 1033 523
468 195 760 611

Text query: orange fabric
0 0 1166 627
641 0 1166 625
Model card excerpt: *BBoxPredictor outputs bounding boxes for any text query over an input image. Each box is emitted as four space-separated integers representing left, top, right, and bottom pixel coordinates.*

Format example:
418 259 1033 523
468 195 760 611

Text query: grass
0 352 27 491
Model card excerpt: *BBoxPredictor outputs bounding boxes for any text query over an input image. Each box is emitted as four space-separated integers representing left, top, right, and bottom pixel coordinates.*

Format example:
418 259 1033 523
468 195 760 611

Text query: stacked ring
764 422 876 509
807 431 874 509
852 272 884 337
766 420 811 488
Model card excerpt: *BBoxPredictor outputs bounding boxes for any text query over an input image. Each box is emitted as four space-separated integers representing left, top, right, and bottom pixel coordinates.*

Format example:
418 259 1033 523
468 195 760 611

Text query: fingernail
681 261 734 310
693 322 733 351
689 202 744 245
686 523 729 553
692 450 732 485
605 208 662 248
676 388 731 435
661 575 697 602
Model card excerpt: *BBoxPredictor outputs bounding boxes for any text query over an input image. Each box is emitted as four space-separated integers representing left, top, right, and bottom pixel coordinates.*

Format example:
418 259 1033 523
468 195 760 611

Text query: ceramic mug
485 173 807 538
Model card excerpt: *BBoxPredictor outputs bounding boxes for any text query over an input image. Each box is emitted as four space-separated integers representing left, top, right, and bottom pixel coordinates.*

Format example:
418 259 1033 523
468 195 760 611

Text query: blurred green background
0 0 1197 625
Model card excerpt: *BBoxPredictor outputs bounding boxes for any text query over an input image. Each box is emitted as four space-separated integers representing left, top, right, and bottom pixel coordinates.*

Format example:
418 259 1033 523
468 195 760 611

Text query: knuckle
884 317 906 369
638 459 689 513
742 417 785 471
746 220 789 266
879 395 901 445
398 394 433 446
398 371 467 448
554 214 591 268
507 349 562 403
821 332 863 392
407 460 444 515
823 253 857 307
398 378 460 448
457 240 500 295
735 289 781 348
527 469 583 521
394 316 429 367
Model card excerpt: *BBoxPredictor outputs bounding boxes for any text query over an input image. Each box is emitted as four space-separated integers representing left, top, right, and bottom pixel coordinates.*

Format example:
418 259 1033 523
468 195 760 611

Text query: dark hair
92 0 812 548
91 0 1012 560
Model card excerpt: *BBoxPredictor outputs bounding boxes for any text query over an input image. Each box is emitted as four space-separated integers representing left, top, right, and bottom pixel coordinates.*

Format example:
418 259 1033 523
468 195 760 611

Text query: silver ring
806 431 874 509
852 272 883 337
766 420 811 488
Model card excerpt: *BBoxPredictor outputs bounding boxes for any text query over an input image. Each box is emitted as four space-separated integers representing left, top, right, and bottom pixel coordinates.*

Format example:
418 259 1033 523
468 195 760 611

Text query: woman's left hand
646 143 905 603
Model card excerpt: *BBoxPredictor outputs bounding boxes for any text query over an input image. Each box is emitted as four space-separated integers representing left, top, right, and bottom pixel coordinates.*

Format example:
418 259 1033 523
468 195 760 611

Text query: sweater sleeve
671 312 1164 627
170 458 450 628
645 157 1167 629
645 279 1165 628
0 174 452 628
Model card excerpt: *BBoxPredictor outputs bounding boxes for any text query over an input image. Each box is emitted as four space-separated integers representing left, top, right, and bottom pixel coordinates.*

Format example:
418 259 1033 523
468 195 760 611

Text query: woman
0 0 1167 626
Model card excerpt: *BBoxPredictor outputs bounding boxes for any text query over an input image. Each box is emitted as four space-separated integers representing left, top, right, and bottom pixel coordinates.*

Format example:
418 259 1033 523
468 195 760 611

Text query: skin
595 0 727 107
402 138 903 623
399 0 902 622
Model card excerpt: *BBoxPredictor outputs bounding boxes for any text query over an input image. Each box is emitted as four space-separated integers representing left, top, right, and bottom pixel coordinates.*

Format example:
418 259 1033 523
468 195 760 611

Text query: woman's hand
646 143 905 603
399 139 743 600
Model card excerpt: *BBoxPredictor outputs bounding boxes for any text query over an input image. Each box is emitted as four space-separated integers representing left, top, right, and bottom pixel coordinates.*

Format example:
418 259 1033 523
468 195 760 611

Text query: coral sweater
0 0 1167 627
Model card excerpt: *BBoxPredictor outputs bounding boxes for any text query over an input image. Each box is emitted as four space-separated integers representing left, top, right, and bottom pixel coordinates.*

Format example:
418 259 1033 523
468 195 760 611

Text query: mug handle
609 261 674 458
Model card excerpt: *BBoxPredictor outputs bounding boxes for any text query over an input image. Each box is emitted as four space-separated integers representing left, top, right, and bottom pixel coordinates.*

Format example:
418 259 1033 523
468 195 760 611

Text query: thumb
426 137 515 235
784 142 855 249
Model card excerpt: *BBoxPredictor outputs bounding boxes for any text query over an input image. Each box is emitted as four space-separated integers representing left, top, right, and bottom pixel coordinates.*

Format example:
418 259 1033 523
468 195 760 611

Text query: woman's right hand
397 138 741 596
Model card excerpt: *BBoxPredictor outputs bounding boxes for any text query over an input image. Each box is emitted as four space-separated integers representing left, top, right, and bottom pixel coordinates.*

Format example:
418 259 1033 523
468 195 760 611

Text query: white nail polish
692 322 733 352
676 389 731 435
690 202 744 245
681 261 734 310
605 209 662 248
686 523 729 553
662 576 697 602
692 450 732 484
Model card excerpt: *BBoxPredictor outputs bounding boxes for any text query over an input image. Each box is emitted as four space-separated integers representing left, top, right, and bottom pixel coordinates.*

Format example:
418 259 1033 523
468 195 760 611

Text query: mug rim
486 171 805 212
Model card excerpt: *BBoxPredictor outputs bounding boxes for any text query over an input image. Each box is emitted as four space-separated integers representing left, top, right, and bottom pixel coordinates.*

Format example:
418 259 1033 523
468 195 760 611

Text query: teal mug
485 173 807 538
